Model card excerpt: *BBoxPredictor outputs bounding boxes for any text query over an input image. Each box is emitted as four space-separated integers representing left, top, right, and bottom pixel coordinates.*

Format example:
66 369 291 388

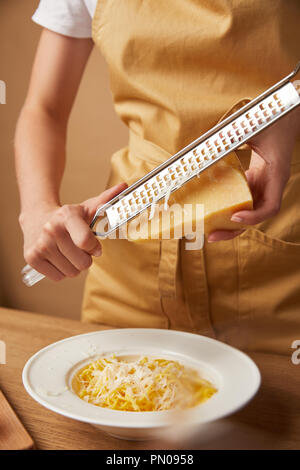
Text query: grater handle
89 211 112 238
293 61 300 76
90 212 129 238
21 264 45 287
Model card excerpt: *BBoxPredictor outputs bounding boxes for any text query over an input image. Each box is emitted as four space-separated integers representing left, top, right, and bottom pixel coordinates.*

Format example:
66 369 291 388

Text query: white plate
22 329 260 440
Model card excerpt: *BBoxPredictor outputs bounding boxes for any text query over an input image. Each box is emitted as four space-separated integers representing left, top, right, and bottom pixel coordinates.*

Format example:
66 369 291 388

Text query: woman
15 0 300 354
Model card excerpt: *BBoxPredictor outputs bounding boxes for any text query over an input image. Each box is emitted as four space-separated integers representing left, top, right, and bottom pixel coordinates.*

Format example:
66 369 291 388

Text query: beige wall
0 0 128 319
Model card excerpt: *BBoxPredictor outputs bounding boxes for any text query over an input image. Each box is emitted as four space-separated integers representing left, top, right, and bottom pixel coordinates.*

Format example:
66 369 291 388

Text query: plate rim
22 328 261 428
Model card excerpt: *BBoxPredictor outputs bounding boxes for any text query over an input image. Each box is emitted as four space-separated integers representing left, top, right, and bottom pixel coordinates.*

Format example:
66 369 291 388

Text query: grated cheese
148 201 157 220
164 188 171 210
73 355 217 412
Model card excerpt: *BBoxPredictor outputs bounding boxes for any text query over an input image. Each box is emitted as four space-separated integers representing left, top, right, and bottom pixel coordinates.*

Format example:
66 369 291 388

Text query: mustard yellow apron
82 0 300 355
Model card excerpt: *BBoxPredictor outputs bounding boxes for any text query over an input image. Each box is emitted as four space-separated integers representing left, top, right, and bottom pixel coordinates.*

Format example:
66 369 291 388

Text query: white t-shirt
32 0 98 38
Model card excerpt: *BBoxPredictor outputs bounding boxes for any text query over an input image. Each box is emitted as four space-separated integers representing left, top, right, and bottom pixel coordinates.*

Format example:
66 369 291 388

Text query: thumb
81 182 128 222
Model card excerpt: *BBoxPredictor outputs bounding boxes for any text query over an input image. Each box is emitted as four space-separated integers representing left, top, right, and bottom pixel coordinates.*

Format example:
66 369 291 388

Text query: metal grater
22 62 300 286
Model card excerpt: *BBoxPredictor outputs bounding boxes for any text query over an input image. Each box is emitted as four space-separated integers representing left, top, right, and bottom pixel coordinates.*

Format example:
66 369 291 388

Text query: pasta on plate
72 355 217 412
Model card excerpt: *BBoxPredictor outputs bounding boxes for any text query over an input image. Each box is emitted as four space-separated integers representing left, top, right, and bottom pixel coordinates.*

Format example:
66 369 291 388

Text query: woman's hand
20 182 127 281
208 105 300 242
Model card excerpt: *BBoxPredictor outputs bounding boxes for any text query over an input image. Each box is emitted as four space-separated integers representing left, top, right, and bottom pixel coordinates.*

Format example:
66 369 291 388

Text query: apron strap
158 239 179 298
158 238 197 331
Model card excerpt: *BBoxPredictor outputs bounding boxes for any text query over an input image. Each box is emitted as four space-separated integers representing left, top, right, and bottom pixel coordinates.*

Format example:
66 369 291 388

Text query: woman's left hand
208 105 300 242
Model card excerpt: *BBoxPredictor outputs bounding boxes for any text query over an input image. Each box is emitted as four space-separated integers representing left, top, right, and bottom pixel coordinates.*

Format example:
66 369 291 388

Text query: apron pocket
237 228 300 354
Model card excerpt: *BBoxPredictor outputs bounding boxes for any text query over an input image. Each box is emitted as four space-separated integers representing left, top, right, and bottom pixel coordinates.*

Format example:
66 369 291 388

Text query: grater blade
91 62 300 238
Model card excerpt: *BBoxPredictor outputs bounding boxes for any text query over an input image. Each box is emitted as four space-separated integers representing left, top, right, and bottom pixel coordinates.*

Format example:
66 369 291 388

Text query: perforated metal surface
104 82 300 230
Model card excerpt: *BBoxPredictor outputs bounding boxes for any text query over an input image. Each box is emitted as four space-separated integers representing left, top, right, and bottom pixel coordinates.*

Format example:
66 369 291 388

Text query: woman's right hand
19 182 127 281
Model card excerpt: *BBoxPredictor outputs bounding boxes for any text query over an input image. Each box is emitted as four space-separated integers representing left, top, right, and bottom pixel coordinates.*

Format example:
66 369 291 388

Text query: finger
82 182 128 222
231 209 262 225
64 212 102 255
231 201 282 225
98 182 128 205
35 233 81 277
231 166 286 225
55 228 94 271
231 188 283 225
207 230 244 243
44 244 81 277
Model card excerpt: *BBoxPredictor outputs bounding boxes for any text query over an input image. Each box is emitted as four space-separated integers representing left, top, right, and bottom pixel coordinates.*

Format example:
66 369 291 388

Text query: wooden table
0 307 299 450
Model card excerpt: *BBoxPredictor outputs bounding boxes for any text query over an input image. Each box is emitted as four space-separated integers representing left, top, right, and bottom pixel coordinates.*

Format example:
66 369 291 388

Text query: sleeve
32 0 93 38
